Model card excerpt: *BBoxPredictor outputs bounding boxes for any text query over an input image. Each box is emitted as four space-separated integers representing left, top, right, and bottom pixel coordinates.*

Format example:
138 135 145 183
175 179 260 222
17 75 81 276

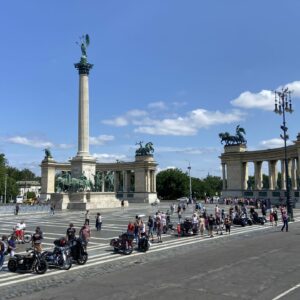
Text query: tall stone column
123 171 128 192
254 161 262 190
71 58 96 182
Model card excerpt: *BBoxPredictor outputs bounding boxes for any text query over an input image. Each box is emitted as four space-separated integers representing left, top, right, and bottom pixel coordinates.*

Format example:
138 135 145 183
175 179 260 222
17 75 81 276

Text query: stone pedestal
40 158 56 201
70 156 96 182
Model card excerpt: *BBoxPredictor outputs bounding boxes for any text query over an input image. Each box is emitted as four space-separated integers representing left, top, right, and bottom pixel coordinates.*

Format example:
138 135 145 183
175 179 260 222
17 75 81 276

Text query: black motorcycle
250 212 265 225
138 235 151 252
68 238 88 265
41 238 72 270
180 218 197 236
7 248 48 274
110 233 134 255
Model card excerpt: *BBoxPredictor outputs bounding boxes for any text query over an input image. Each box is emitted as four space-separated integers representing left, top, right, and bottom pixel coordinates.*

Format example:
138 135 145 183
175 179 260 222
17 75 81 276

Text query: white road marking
272 283 300 300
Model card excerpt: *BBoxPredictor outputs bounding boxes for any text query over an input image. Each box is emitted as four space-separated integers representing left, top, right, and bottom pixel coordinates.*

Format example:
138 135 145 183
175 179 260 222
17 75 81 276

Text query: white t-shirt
16 223 26 230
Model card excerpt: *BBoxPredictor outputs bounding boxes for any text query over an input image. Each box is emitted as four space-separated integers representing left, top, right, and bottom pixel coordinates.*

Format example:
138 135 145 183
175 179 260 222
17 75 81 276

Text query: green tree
203 175 222 197
156 168 189 200
262 174 269 189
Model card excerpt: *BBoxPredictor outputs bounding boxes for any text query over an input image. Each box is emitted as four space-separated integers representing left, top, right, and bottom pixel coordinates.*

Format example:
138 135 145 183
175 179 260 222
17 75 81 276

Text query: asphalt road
0 203 300 300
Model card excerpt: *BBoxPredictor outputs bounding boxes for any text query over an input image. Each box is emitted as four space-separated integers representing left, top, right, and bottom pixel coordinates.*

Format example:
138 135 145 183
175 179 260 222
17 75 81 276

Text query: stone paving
0 202 299 300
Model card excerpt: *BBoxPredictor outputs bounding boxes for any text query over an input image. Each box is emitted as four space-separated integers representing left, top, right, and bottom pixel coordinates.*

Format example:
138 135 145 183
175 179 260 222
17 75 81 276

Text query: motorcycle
138 235 151 252
41 237 72 270
7 248 48 274
110 233 134 255
68 238 88 265
180 218 197 236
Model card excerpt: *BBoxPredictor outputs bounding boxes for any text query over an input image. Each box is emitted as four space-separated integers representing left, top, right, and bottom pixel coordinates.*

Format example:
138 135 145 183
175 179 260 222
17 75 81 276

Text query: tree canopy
0 153 40 202
156 168 222 200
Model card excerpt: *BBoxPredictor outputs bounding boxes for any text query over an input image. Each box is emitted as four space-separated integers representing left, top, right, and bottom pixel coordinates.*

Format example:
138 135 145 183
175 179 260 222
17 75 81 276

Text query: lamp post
274 87 294 220
187 161 192 203
4 174 7 204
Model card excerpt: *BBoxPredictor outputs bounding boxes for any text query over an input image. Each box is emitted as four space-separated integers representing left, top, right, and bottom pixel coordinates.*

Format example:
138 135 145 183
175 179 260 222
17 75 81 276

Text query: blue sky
1 0 300 178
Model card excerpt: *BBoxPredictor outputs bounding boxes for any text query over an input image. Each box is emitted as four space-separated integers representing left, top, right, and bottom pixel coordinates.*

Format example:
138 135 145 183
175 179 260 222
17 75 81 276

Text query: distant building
16 181 41 198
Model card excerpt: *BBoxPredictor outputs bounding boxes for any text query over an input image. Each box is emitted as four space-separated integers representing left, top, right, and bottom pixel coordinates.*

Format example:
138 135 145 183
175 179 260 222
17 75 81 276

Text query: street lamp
187 161 192 202
4 174 8 204
274 87 294 220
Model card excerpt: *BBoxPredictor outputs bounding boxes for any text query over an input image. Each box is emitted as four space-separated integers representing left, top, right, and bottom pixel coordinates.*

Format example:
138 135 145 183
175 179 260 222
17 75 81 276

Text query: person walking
281 209 289 232
95 213 102 231
84 210 90 225
121 200 125 212
50 204 55 215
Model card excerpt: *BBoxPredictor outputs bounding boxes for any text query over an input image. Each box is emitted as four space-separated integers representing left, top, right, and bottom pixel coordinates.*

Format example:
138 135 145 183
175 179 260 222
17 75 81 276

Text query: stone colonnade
40 155 157 202
220 133 300 199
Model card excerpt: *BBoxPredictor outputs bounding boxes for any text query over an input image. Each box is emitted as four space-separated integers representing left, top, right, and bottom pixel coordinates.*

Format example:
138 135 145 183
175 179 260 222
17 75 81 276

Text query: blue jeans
0 252 5 270
281 220 288 232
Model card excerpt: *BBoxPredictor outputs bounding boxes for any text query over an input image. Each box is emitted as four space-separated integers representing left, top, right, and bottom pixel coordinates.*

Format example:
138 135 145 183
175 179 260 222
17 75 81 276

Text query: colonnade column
222 163 226 190
254 161 262 190
291 159 297 190
101 171 105 192
268 161 277 190
242 162 248 190
123 171 128 192
281 160 286 190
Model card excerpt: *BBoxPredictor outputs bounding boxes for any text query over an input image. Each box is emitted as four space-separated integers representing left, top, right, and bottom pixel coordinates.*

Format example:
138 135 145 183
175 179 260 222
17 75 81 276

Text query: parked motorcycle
138 235 151 252
250 212 265 225
180 218 198 236
41 237 72 270
7 248 48 274
68 238 88 265
110 233 133 255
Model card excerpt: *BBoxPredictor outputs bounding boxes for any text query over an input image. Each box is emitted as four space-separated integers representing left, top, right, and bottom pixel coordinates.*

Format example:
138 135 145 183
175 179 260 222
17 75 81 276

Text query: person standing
224 215 231 234
0 235 8 271
147 216 154 242
121 200 125 212
32 227 43 253
199 214 205 236
281 209 289 232
156 217 163 243
273 208 278 226
95 213 102 231
50 204 55 215
66 223 76 241
15 203 20 216
79 224 91 247
208 214 215 237
85 210 90 225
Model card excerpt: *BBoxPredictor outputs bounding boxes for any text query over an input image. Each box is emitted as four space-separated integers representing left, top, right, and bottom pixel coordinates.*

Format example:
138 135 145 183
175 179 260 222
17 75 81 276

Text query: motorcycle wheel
35 260 48 274
124 245 133 255
77 253 88 265
63 257 72 270
23 234 32 243
7 259 17 272
113 247 119 253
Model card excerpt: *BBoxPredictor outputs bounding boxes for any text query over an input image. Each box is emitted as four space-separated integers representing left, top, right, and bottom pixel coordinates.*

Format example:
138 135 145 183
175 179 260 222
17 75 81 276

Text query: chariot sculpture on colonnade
219 125 247 146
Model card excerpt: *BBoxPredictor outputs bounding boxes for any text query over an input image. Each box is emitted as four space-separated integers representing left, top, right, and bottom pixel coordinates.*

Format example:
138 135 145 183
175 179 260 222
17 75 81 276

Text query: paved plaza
0 203 300 300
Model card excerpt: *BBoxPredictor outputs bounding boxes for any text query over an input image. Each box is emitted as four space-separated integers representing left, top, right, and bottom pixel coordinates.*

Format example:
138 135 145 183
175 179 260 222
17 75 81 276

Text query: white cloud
148 101 167 110
7 136 54 148
127 109 148 117
231 80 300 111
102 117 128 127
57 143 74 149
259 138 293 149
90 135 114 145
92 153 128 162
156 146 219 155
135 109 244 136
